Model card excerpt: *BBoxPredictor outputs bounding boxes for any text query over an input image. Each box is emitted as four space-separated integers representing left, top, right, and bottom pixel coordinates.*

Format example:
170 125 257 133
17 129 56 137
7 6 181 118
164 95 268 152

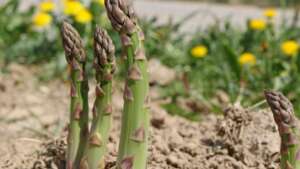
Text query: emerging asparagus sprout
80 26 116 169
105 0 150 169
61 21 90 169
264 91 300 169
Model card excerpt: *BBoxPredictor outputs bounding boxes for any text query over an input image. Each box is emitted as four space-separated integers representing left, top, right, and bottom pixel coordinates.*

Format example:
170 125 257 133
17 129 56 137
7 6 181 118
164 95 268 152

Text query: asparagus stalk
264 91 300 169
61 22 89 169
80 26 116 169
105 0 150 169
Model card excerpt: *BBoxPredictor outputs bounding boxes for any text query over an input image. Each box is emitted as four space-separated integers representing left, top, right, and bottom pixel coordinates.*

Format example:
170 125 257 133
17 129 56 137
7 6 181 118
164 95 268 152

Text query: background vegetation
2 0 300 120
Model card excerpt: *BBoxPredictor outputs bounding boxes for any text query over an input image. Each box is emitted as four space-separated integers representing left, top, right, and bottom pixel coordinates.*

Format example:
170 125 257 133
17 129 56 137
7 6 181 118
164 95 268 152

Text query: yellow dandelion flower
249 19 266 31
75 9 93 24
281 40 299 57
98 0 105 6
264 8 277 18
32 12 52 28
39 1 55 12
239 52 256 66
64 1 84 16
191 45 208 58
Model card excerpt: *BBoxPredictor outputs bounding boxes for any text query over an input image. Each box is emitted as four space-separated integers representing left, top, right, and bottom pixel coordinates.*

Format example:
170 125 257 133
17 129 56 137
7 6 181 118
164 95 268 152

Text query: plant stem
105 0 150 168
264 91 300 169
61 22 89 169
80 26 116 169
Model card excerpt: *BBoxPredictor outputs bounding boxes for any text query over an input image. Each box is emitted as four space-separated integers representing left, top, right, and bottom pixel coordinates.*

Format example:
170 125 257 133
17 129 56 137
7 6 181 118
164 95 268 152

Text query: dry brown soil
0 63 280 169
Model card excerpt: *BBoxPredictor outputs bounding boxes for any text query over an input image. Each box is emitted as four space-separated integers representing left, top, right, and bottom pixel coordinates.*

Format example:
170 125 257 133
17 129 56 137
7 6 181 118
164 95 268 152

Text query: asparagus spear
264 91 300 169
80 26 116 169
105 0 150 169
61 21 89 169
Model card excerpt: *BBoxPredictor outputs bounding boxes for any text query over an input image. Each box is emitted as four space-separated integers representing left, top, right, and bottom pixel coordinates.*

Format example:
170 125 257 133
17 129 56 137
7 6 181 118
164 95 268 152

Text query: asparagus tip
105 0 136 33
93 26 115 70
264 90 298 149
61 21 86 62
264 90 295 128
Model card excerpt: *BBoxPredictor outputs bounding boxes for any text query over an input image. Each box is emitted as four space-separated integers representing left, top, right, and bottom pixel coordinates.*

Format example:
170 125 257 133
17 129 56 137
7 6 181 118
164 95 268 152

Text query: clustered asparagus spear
80 26 116 169
264 91 300 169
61 0 149 168
105 0 150 169
61 22 90 169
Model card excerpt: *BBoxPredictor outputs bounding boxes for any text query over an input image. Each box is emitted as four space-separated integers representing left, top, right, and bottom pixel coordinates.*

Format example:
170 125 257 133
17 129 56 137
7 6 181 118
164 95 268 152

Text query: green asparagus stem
80 26 116 169
264 91 300 169
61 21 89 169
105 0 150 168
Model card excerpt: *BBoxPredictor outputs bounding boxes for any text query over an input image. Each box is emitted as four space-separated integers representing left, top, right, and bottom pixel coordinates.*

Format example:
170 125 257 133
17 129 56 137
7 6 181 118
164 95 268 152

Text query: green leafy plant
157 12 300 117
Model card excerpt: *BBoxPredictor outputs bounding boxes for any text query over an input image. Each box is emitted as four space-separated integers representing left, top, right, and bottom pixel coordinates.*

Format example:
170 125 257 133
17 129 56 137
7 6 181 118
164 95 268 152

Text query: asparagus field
2 0 300 169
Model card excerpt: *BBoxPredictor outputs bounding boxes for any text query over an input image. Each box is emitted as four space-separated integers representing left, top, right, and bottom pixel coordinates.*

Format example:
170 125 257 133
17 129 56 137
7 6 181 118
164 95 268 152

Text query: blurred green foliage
2 0 300 120
160 16 300 117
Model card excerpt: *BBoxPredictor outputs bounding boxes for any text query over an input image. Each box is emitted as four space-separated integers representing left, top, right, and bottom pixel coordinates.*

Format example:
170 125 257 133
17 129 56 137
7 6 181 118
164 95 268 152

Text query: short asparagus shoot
264 91 300 169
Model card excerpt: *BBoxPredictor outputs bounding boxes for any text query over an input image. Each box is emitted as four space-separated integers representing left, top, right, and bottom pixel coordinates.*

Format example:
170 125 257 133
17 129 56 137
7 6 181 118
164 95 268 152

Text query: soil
0 63 280 169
